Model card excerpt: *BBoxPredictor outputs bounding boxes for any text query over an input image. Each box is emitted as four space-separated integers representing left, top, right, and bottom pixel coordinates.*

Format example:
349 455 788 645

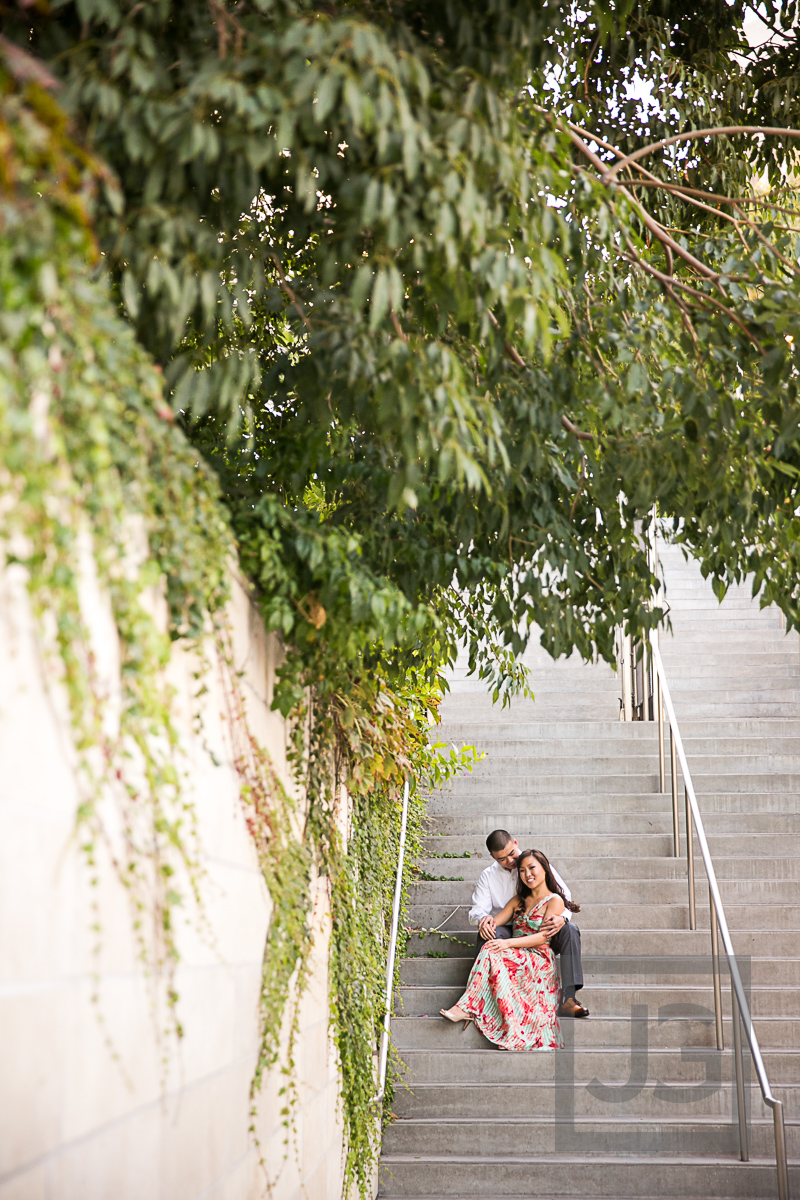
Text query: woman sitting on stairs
440 849 580 1050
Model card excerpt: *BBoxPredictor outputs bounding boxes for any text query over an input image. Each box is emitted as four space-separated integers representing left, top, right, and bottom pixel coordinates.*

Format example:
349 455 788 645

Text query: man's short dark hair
486 829 513 854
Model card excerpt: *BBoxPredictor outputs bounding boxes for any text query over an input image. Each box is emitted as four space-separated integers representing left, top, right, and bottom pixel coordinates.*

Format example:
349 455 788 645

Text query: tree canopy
5 0 800 696
7 0 800 704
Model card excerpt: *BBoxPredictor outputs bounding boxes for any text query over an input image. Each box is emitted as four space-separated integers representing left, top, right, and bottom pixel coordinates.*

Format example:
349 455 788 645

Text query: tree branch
582 34 600 100
619 249 766 355
487 310 597 443
624 177 800 220
560 115 800 227
570 455 587 520
561 415 595 443
734 206 800 278
604 125 800 181
557 121 721 283
269 253 311 328
541 114 767 351
559 112 800 296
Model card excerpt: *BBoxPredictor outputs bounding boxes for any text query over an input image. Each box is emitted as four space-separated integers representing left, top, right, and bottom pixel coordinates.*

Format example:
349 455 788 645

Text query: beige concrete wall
0 554 346 1200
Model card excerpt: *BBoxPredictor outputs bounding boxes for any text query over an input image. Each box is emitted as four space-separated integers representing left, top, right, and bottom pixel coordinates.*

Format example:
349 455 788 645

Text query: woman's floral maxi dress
456 896 564 1051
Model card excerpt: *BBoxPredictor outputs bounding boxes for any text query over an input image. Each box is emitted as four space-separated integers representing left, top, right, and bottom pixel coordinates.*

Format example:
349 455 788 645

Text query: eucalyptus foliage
10 0 800 691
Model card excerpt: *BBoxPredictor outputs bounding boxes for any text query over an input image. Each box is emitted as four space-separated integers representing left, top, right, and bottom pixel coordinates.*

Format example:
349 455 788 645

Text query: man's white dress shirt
468 859 573 926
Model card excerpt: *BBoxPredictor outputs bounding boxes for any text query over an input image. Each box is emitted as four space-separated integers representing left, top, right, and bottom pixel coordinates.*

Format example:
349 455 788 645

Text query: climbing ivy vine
0 57 233 1039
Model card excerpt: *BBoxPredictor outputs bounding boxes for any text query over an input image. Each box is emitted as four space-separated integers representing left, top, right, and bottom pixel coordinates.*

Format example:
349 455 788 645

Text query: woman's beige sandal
440 1006 474 1031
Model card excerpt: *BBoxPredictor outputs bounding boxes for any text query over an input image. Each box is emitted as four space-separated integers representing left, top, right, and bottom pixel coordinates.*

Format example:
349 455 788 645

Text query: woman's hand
483 937 513 952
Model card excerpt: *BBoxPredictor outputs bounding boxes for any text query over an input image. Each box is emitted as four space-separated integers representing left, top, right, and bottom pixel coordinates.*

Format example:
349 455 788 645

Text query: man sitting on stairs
470 829 589 1018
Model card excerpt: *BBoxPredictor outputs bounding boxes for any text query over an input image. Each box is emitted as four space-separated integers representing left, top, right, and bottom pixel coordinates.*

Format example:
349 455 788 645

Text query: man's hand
540 913 566 940
478 915 496 940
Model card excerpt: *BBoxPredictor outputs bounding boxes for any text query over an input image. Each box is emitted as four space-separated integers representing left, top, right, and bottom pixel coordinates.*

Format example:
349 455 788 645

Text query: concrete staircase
379 541 800 1199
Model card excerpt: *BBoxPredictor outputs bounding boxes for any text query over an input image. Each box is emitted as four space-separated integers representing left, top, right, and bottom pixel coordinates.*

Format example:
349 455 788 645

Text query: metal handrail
371 777 410 1105
650 634 790 1199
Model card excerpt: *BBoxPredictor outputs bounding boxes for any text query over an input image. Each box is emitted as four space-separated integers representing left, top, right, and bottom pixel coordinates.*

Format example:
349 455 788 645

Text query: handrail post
709 887 724 1050
632 635 639 718
622 631 633 722
372 778 410 1105
685 786 696 930
657 677 666 793
772 1099 790 1200
670 725 680 856
731 976 750 1162
642 635 650 720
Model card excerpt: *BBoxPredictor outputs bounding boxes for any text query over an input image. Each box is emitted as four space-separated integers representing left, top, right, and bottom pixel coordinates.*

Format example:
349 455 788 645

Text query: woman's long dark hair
515 849 580 913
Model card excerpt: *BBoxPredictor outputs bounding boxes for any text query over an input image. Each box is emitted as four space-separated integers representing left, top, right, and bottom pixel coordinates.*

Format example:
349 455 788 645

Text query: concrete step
422 835 670 859
405 929 800 958
448 660 616 676
427 812 682 837
382 1118 800 1159
456 756 669 776
444 762 665 781
392 1014 800 1051
656 679 797 697
475 682 625 697
399 955 800 988
661 593 778 604
424 812 800 837
396 985 798 1021
435 719 800 738
407 904 800 931
442 699 622 719
664 607 784 619
660 634 790 649
388 1081 800 1121
395 1047 800 1086
437 762 800 792
425 792 800 818
382 1192 782 1200
667 696 800 711
378 1154 800 1197
419 853 800 881
409 879 800 906
460 752 800 773
664 622 785 634
421 834 800 857
432 774 666 795
461 745 800 768
443 735 800 755
446 682 619 699
383 1116 800 1157
661 607 783 624
657 663 800 681
436 772 800 796
676 708 800 721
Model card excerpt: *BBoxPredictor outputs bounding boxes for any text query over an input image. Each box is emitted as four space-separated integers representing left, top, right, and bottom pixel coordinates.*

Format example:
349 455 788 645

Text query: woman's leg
444 941 505 1024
